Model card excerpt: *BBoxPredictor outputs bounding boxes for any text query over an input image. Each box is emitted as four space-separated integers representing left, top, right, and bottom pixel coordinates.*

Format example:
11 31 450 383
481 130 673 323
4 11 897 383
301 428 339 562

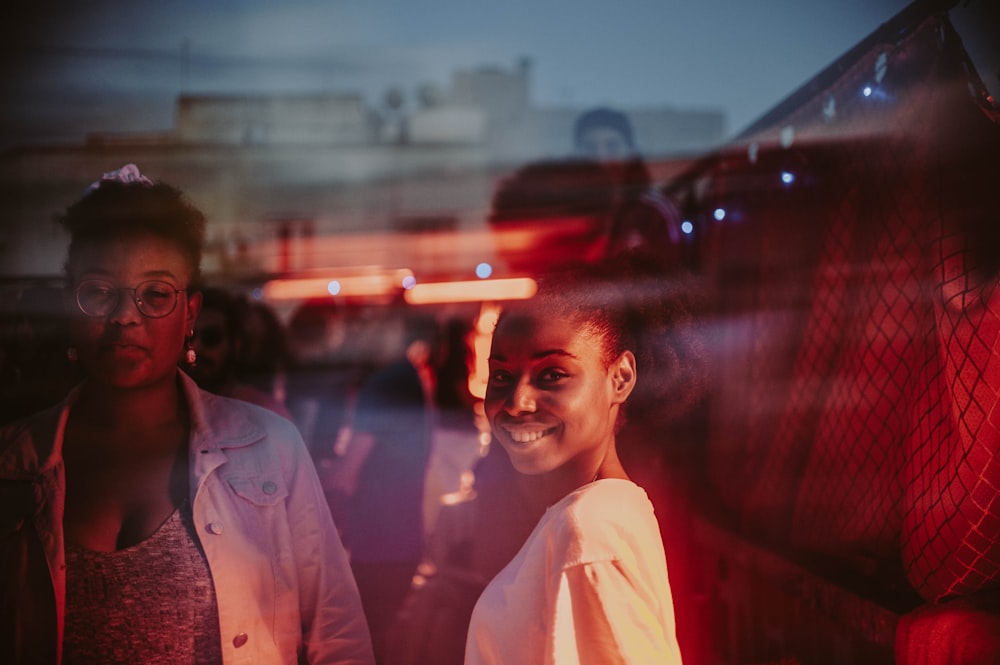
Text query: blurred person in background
422 315 484 545
329 312 441 664
284 298 369 513
183 286 291 418
573 107 688 267
0 164 374 664
234 298 291 405
487 158 617 276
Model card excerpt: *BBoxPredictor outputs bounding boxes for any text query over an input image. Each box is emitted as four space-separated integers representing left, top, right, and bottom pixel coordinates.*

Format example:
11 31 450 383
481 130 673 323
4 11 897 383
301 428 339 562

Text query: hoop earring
185 331 197 366
67 346 78 362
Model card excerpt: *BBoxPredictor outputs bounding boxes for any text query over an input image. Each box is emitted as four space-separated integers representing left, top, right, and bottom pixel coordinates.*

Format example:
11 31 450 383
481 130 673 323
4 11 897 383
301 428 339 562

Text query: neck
525 439 630 510
75 371 187 437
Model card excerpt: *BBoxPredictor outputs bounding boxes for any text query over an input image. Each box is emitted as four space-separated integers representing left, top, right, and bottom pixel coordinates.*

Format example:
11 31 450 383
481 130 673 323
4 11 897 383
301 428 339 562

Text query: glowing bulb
327 280 341 296
476 262 493 279
863 85 873 97
681 220 694 235
781 171 795 185
402 275 416 290
713 208 726 221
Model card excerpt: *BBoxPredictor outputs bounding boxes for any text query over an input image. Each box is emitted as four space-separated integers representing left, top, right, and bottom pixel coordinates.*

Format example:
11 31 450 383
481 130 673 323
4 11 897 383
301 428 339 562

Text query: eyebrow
490 349 577 362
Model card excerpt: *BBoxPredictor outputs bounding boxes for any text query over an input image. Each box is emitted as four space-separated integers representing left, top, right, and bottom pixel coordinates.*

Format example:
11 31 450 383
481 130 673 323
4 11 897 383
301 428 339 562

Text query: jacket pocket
226 476 289 506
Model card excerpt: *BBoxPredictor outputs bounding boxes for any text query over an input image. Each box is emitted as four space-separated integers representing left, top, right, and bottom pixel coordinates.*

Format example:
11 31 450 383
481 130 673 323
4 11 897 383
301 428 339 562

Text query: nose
504 378 537 415
108 289 143 325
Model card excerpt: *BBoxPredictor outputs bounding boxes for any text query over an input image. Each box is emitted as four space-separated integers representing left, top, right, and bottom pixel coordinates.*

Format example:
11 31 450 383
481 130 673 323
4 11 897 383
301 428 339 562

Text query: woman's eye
140 284 173 301
80 284 114 303
488 370 511 386
538 368 569 383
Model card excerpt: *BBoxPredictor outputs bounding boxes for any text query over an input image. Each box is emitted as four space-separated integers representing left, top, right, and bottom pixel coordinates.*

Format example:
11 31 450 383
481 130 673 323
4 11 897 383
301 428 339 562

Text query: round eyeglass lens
135 280 180 317
76 280 117 316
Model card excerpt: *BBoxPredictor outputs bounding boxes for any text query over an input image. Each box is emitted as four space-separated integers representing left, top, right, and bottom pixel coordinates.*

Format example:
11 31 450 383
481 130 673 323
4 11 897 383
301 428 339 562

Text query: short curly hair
58 178 206 286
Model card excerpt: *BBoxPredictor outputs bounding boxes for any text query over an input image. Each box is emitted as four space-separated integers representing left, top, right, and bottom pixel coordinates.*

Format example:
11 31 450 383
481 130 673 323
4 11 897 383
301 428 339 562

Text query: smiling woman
465 260 703 664
0 165 375 664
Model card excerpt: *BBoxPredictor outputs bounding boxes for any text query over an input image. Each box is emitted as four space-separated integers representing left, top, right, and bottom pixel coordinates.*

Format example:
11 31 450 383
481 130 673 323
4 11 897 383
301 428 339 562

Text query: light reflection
262 268 414 300
403 277 537 305
713 208 726 221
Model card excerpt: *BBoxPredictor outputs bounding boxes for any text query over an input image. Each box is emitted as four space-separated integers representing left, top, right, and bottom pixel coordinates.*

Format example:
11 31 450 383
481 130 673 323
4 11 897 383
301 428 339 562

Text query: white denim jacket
0 371 375 665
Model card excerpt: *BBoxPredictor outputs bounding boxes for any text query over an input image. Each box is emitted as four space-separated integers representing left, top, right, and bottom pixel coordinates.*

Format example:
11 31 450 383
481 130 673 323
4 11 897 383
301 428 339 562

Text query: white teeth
505 427 553 443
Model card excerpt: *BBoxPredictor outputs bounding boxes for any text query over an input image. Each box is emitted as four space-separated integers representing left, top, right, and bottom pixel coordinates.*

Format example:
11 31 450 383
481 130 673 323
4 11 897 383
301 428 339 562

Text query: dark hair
488 159 616 226
58 178 207 286
573 107 636 150
499 268 631 367
288 298 338 347
497 256 706 428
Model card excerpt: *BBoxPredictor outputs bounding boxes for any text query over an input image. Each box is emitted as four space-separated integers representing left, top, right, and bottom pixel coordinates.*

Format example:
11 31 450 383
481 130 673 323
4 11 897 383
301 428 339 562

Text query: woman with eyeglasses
0 165 375 664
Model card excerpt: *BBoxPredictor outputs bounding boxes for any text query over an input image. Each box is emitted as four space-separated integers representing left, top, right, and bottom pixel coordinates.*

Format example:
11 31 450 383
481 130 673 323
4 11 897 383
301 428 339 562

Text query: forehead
491 311 601 359
68 233 193 282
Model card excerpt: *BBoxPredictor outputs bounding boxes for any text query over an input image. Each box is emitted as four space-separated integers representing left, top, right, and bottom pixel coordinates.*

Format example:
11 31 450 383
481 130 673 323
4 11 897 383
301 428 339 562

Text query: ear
185 290 203 333
610 350 637 404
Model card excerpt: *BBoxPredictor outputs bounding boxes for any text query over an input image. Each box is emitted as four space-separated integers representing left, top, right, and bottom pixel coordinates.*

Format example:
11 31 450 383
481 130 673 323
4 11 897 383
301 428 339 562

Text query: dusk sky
2 0 912 149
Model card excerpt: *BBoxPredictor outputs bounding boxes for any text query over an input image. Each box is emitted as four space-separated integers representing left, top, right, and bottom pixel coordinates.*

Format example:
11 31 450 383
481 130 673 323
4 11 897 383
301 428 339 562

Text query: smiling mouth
501 425 558 443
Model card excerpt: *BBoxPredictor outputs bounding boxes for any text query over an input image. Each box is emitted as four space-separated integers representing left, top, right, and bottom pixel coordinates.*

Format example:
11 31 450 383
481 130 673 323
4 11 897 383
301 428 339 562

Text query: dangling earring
185 331 197 366
67 346 78 362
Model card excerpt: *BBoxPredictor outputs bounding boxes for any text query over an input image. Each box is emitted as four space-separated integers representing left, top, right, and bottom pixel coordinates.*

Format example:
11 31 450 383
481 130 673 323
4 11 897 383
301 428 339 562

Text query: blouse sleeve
549 560 682 665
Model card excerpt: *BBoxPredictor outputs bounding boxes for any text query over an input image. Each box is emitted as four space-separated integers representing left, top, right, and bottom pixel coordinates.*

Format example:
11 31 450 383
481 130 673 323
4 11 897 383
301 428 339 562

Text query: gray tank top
63 502 223 664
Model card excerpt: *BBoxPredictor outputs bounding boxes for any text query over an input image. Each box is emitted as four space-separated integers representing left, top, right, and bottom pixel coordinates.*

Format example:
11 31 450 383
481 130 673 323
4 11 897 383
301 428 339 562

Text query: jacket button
262 481 277 495
233 632 249 648
207 521 224 535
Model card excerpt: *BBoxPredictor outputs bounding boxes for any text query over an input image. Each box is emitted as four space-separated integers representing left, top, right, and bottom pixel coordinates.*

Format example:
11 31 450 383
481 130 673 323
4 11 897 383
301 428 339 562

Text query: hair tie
86 163 154 193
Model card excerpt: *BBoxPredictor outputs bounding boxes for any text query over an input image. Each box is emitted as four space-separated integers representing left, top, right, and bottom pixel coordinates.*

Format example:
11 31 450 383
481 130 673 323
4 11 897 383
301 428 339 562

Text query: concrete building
0 59 726 287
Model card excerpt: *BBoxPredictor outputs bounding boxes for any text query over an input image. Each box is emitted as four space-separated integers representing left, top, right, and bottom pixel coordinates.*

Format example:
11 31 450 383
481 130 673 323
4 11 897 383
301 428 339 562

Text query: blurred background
1 0 912 283
2 1 999 664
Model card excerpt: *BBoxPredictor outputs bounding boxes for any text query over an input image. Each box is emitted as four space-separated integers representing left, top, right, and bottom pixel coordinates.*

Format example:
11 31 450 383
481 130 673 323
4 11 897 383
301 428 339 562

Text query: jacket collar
0 385 80 480
178 370 267 454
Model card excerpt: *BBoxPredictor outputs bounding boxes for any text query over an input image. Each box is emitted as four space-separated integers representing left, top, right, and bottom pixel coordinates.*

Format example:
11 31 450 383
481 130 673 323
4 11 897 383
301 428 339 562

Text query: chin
502 448 556 476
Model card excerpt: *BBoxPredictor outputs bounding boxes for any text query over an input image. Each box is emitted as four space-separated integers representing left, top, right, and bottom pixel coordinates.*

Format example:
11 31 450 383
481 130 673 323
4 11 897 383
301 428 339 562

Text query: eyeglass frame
73 279 188 319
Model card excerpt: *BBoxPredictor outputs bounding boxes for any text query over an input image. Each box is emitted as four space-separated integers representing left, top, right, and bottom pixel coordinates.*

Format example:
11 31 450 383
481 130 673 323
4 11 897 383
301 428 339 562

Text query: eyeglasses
75 279 186 319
